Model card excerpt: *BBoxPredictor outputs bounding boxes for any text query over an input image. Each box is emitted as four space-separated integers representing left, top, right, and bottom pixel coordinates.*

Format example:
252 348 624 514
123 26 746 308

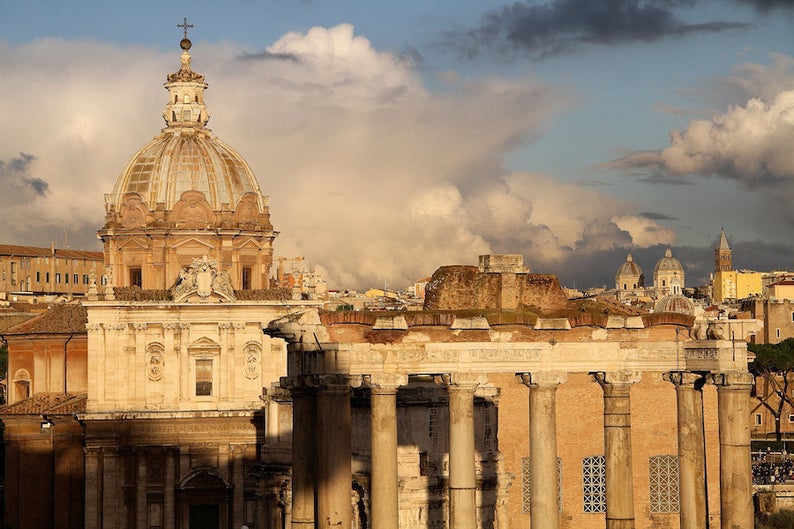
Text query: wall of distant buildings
0 245 105 298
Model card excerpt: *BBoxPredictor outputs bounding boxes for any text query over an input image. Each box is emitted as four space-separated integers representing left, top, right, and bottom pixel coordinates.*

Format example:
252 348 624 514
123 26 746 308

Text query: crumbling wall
423 265 568 312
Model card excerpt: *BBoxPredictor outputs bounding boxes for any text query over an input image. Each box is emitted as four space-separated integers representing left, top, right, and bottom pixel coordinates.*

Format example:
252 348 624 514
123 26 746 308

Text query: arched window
13 369 31 402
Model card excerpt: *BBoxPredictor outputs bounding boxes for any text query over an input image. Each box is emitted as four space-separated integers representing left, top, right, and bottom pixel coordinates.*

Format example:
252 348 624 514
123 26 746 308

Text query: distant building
711 230 765 303
0 244 105 299
276 257 328 299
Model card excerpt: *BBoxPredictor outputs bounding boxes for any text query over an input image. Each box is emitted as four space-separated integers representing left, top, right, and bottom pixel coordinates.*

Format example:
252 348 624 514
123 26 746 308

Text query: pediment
233 238 264 251
172 237 214 250
188 336 220 350
172 255 236 303
116 237 151 250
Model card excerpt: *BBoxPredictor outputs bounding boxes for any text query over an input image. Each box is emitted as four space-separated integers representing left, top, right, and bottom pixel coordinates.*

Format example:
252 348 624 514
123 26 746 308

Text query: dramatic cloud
445 0 748 60
0 25 678 289
609 90 794 186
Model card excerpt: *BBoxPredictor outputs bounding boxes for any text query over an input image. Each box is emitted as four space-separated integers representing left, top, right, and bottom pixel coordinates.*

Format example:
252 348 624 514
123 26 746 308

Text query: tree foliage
749 339 794 441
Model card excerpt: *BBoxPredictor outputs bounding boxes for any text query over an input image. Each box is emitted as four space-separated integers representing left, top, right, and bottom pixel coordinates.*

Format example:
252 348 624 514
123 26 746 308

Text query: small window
83 274 89 285
788 415 794 423
582 455 606 513
64 273 69 284
242 267 252 290
649 455 679 513
56 273 61 284
777 329 782 339
183 94 190 104
755 413 762 426
182 109 191 121
129 268 142 288
790 312 794 323
46 272 50 283
73 274 78 284
195 359 213 396
36 271 40 282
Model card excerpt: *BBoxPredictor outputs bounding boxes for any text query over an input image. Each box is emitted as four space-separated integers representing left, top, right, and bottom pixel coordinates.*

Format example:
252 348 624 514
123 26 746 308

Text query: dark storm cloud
0 153 49 204
638 211 677 220
445 0 749 59
735 0 794 12
238 50 300 62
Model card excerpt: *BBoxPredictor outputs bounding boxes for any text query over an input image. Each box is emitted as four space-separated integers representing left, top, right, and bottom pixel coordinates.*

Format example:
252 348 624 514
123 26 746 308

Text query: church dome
615 253 644 290
654 248 683 275
654 294 695 315
103 36 270 229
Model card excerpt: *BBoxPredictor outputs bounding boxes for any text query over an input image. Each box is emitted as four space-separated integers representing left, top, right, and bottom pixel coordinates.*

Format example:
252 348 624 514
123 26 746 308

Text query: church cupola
162 21 210 129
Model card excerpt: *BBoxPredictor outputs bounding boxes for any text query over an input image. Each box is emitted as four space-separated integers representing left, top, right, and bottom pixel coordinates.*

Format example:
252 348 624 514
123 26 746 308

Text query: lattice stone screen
521 457 562 513
649 455 680 513
582 455 606 513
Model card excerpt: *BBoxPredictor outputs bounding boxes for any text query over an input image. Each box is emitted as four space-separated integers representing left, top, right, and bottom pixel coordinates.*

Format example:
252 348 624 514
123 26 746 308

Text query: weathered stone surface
423 265 568 312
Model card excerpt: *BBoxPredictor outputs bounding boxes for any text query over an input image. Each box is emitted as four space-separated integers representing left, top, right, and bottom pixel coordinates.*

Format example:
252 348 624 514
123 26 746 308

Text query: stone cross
177 18 193 39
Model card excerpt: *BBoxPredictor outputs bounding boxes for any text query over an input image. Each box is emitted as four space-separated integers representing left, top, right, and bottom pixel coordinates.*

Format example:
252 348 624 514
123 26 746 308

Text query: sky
1 0 793 291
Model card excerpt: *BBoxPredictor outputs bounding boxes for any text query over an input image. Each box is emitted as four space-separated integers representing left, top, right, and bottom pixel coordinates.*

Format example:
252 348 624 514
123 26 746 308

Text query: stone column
664 372 707 529
518 372 567 529
232 443 247 529
163 446 176 529
283 379 316 529
436 373 485 529
593 371 641 529
367 374 407 529
710 371 754 529
135 446 148 529
84 448 102 529
315 374 353 529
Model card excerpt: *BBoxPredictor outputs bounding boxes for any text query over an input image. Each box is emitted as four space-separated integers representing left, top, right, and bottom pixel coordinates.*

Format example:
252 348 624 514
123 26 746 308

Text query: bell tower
714 228 732 272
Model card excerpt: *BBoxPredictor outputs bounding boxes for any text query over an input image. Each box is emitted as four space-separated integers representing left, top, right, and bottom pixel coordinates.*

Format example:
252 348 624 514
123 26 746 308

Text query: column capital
516 371 568 388
708 371 754 388
663 370 705 387
362 373 408 392
591 370 642 388
434 372 488 389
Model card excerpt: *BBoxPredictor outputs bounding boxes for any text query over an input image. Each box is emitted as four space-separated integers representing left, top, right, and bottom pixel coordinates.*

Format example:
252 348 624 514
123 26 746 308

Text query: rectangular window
649 455 680 513
73 273 78 284
788 415 794 423
36 271 40 282
56 273 61 284
83 274 89 285
64 273 69 284
130 268 142 288
242 267 252 290
195 359 213 396
791 312 794 322
582 455 606 513
46 272 50 283
777 328 782 339
755 413 762 426
428 407 438 439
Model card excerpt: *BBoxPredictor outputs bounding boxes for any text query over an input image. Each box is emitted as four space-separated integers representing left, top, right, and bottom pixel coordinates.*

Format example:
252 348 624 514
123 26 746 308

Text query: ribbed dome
105 36 267 220
110 129 263 213
617 253 643 278
654 248 683 274
654 294 695 315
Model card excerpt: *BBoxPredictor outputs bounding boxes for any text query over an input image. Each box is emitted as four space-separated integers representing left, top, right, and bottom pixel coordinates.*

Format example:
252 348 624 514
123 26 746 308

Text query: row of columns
285 369 753 529
520 370 754 529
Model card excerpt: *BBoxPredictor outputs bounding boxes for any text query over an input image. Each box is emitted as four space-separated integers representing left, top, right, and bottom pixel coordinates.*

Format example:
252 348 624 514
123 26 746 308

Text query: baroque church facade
1 29 756 529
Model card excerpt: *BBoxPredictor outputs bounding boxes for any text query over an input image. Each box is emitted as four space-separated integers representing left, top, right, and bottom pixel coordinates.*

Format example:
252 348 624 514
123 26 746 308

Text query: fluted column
436 373 485 529
664 372 707 529
709 371 754 529
518 371 567 529
593 371 641 529
367 374 407 529
315 374 353 529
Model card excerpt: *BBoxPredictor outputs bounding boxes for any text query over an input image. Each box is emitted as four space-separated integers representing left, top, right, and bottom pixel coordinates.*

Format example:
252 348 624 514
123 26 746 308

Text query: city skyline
1 1 793 289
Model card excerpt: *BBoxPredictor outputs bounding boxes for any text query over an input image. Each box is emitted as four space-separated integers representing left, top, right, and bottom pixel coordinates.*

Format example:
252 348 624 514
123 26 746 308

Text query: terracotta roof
4 303 87 334
0 392 87 415
0 244 102 260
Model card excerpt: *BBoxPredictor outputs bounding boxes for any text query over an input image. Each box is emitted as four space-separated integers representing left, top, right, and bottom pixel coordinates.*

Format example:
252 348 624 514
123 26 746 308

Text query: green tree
749 338 794 441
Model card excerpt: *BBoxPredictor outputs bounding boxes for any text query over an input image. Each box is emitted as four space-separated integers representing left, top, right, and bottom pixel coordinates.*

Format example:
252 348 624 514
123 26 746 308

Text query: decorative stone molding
434 372 489 388
172 255 236 302
516 371 568 388
707 371 754 388
361 373 408 390
86 322 103 331
243 344 261 380
663 371 704 388
146 344 165 381
162 322 179 331
133 322 148 331
591 370 643 387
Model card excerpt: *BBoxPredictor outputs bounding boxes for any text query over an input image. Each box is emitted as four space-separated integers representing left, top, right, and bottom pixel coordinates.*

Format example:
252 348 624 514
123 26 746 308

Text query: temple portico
268 310 753 529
